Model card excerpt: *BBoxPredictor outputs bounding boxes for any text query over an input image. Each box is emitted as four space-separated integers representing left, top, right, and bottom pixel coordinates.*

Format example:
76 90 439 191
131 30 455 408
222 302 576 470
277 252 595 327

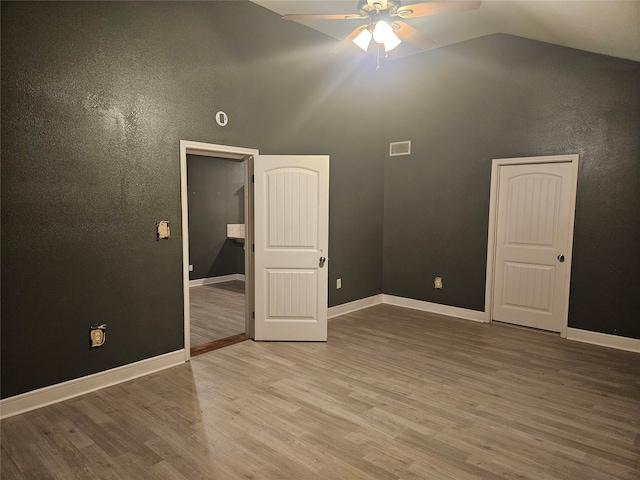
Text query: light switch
157 221 170 240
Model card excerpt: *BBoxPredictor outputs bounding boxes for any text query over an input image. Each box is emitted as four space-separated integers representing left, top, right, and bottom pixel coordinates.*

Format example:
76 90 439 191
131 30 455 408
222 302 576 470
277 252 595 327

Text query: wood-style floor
189 280 245 347
2 304 639 479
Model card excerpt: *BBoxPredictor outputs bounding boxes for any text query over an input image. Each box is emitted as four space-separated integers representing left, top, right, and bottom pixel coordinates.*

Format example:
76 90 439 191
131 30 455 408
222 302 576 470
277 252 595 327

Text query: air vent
389 141 411 156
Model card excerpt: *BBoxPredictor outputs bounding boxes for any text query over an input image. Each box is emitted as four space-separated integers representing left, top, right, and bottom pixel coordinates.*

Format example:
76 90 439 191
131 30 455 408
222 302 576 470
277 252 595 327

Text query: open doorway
180 141 258 361
187 154 246 355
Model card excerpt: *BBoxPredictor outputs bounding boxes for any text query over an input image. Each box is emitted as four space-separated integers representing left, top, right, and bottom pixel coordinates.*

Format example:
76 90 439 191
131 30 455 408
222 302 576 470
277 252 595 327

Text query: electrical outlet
90 324 107 348
434 277 443 289
337 278 342 289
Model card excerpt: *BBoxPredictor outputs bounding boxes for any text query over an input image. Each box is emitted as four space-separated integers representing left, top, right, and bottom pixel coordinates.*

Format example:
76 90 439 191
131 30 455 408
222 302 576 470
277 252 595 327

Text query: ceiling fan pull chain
376 42 381 70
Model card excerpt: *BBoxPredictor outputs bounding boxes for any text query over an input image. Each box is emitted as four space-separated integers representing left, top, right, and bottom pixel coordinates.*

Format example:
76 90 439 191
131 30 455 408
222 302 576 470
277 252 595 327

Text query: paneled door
254 155 329 341
493 162 574 332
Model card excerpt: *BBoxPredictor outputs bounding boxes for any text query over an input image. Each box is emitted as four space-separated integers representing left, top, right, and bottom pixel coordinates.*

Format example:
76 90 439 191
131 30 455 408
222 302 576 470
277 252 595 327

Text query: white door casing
180 141 258 360
254 155 329 341
485 155 579 336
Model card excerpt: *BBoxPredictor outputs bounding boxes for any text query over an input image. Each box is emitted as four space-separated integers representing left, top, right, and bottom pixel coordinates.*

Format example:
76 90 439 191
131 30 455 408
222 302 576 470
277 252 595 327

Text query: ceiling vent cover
389 141 411 156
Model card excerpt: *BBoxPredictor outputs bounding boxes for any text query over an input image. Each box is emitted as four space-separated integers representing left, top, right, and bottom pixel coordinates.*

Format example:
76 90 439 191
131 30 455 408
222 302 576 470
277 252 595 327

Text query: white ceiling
251 0 640 61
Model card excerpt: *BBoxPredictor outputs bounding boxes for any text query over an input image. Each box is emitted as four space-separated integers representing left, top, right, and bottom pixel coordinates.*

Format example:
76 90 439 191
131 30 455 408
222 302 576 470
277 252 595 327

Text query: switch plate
156 221 170 240
189 265 194 272
337 278 342 289
434 277 443 289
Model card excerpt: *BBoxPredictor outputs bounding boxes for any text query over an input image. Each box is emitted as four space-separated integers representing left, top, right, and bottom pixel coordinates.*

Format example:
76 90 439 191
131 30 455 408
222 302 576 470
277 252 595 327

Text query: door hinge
252 174 254 183
252 312 255 319
252 244 255 252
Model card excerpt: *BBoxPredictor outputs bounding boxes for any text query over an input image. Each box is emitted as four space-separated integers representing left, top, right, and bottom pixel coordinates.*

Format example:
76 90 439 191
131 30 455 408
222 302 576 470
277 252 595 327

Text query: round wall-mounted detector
215 111 229 127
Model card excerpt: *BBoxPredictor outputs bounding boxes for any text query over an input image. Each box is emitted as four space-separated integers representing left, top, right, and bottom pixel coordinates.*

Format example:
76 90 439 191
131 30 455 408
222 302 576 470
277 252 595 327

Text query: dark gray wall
187 155 245 280
382 34 640 339
1 1 384 399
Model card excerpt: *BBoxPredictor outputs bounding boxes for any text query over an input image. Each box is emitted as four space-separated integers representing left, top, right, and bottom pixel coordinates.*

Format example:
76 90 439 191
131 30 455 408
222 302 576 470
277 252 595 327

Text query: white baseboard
328 294 484 323
7 301 636 419
0 350 185 420
382 294 486 322
189 274 245 288
566 328 640 353
328 295 383 318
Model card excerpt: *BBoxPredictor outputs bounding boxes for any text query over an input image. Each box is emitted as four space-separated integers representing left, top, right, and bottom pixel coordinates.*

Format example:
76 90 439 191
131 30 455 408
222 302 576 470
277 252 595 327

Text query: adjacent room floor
2 304 639 479
189 280 245 347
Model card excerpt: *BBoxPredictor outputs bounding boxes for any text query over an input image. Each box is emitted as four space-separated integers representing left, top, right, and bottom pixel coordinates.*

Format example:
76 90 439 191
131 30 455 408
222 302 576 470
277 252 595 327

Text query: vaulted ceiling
251 1 640 62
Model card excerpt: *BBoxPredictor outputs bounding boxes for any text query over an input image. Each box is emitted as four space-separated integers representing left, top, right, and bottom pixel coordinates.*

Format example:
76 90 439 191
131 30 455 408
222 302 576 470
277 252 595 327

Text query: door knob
557 254 565 262
319 257 326 267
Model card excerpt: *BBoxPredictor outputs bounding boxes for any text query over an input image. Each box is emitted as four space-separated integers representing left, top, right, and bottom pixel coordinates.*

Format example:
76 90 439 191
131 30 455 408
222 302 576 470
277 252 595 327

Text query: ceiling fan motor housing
358 0 401 17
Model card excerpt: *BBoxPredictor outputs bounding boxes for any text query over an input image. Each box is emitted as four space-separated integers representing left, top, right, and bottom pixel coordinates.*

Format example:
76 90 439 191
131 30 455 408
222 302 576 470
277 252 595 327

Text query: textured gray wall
187 155 245 280
1 1 384 398
382 34 640 339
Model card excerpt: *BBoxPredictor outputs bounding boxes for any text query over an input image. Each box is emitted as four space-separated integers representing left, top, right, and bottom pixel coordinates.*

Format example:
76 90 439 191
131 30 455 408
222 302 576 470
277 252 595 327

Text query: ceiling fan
283 0 481 54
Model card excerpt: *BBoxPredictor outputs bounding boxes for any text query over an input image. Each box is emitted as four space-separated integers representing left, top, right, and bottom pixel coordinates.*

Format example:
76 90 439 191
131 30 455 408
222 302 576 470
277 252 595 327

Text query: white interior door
254 155 329 341
493 162 574 332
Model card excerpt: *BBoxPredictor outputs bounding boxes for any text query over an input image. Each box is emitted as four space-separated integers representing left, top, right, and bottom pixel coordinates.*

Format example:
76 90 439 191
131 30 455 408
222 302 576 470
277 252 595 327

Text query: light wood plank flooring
190 280 245 347
2 304 639 479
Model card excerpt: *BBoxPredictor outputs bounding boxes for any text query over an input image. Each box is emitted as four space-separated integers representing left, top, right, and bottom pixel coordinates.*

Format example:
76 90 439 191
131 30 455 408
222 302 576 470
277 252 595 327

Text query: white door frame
484 154 579 338
180 140 258 361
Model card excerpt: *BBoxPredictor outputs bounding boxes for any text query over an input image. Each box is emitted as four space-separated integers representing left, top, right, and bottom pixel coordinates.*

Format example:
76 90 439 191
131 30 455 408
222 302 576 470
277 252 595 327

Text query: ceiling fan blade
393 21 436 50
283 13 369 21
395 1 481 19
332 25 368 52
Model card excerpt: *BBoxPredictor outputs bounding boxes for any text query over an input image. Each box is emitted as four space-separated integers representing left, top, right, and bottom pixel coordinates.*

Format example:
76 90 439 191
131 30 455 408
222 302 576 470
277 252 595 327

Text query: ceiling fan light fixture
353 27 373 51
383 32 401 52
372 20 401 51
372 20 391 42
